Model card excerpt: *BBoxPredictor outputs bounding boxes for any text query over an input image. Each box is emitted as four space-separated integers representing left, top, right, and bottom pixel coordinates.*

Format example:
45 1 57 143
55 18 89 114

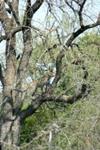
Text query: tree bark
0 0 44 149
0 1 20 149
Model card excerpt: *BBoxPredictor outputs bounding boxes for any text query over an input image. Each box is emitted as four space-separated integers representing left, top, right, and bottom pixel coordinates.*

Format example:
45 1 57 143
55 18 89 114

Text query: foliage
20 33 100 150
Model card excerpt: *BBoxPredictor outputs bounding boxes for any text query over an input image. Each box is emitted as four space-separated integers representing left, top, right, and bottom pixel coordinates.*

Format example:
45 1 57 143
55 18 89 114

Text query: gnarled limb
20 83 90 122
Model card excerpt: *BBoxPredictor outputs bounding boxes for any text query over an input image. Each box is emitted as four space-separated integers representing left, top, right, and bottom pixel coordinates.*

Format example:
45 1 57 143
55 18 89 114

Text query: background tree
0 0 100 149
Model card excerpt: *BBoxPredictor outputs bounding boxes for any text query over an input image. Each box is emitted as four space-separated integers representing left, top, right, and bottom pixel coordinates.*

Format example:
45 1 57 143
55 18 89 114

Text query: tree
0 0 100 149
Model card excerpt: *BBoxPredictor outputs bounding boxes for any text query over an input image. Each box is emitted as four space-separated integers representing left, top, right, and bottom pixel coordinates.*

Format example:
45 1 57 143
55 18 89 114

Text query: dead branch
20 83 90 121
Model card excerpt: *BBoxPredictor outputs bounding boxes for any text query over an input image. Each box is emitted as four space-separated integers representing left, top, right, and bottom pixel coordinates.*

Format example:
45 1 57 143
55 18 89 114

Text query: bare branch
78 0 86 27
4 0 20 25
53 50 64 85
0 64 4 86
31 0 44 16
20 83 89 121
0 25 44 42
66 21 100 47
23 0 44 26
64 0 76 13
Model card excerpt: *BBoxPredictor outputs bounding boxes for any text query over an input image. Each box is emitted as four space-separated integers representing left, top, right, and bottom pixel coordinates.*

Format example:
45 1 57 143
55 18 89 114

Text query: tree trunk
0 1 20 149
0 107 20 150
0 32 20 150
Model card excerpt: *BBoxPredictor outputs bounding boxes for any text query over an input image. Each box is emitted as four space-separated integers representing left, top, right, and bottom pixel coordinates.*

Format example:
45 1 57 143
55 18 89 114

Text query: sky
32 0 100 27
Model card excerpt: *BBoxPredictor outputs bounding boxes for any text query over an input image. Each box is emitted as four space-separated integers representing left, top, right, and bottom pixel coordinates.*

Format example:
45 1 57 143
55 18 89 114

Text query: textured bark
0 1 20 149
0 1 44 149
